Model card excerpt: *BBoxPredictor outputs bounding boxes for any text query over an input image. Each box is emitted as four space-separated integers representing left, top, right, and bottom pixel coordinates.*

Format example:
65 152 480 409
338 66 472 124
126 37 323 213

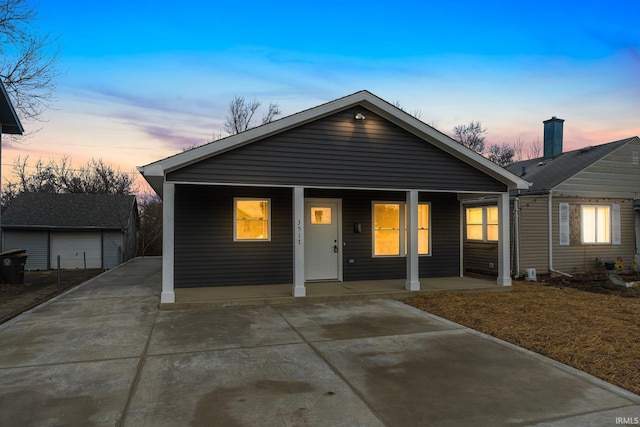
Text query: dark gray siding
308 189 460 280
174 185 293 287
463 242 499 276
168 107 506 192
173 185 461 288
422 193 461 277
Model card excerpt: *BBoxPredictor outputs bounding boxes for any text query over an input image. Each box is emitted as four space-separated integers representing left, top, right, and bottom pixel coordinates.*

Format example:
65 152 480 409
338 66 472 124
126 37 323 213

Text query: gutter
548 192 573 277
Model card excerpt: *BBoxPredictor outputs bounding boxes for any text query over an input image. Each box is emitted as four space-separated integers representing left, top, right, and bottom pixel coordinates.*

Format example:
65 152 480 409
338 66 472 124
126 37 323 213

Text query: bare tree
513 138 525 162
261 102 281 125
392 100 422 120
452 121 486 153
486 143 515 167
222 96 281 135
527 137 542 159
452 121 517 166
0 0 62 122
2 156 135 210
137 192 162 256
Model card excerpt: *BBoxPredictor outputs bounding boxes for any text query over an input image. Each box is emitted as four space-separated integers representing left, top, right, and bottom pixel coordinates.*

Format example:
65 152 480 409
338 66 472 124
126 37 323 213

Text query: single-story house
463 116 640 277
2 193 139 270
138 90 529 303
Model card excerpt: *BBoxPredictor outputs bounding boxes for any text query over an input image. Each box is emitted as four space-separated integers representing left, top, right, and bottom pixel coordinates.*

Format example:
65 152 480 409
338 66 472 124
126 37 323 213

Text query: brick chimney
543 116 564 159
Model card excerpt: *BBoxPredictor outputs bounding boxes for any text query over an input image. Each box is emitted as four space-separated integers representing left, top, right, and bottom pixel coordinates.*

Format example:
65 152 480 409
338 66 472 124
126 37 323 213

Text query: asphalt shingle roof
2 193 137 230
506 138 634 193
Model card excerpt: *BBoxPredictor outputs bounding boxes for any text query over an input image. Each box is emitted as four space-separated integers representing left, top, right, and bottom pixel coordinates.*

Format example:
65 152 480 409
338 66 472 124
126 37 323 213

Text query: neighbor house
2 193 139 270
0 80 23 137
463 116 640 277
138 90 529 303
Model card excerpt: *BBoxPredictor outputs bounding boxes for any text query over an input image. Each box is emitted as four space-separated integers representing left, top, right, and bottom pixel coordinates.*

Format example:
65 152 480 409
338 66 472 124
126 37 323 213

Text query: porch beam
497 192 512 286
405 190 420 290
161 182 176 303
292 186 306 297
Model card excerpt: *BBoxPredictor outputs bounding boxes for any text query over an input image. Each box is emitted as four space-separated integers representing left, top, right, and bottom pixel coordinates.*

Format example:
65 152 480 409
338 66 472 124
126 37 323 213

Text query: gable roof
506 137 637 193
0 81 23 135
2 193 137 230
138 90 529 196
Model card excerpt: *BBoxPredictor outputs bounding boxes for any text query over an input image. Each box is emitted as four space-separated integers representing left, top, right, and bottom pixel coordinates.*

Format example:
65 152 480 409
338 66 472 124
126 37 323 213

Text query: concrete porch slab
167 276 505 310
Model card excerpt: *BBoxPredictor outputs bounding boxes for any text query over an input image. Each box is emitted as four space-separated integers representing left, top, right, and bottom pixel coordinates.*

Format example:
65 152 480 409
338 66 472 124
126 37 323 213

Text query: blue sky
5 0 639 189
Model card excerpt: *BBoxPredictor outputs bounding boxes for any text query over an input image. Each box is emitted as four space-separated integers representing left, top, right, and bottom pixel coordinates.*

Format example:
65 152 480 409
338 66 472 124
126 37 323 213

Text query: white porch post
292 187 306 297
497 192 512 286
405 190 420 291
161 182 176 303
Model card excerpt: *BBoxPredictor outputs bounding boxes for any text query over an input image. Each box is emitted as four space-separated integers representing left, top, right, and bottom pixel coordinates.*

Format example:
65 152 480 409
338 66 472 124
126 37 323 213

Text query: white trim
304 197 343 282
497 193 512 286
292 187 305 297
580 204 612 245
459 200 464 277
139 91 530 195
558 202 570 246
161 182 175 303
612 203 621 245
405 190 420 291
372 201 402 257
418 202 432 257
371 200 432 257
165 179 511 195
464 205 499 243
233 197 272 242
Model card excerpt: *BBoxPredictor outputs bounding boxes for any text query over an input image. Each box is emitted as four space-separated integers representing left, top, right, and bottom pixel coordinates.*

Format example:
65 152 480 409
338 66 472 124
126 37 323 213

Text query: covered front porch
163 275 506 310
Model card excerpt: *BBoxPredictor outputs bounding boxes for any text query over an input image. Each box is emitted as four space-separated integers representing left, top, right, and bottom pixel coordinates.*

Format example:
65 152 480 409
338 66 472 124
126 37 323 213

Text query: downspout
513 196 520 278
548 191 572 277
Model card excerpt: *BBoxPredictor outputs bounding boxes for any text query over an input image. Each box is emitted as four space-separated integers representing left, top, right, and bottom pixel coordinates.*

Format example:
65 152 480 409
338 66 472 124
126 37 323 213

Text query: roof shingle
506 138 634 193
2 193 137 230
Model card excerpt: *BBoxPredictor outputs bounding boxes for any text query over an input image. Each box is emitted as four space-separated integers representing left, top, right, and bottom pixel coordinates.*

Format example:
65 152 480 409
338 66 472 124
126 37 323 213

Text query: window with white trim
372 202 430 256
234 198 271 241
581 205 610 244
466 206 498 242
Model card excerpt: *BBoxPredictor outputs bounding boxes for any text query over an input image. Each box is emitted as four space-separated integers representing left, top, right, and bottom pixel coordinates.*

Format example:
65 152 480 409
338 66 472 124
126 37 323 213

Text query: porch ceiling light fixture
354 112 366 121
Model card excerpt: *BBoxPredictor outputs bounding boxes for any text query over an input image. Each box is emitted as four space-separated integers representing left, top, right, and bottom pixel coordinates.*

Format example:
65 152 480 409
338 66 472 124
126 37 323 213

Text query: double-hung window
234 198 271 241
581 205 610 244
372 202 430 256
466 206 498 242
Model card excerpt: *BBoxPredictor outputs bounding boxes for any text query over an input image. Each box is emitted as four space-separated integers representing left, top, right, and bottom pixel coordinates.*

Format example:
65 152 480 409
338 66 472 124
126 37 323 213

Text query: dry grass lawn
403 281 640 395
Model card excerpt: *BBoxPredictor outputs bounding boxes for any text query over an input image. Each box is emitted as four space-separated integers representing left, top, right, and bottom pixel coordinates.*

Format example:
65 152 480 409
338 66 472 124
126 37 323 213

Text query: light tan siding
554 138 640 198
518 195 550 274
550 196 636 273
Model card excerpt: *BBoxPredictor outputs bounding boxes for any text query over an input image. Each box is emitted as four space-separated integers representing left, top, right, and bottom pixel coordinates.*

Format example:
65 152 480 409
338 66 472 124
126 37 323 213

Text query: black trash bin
0 249 28 285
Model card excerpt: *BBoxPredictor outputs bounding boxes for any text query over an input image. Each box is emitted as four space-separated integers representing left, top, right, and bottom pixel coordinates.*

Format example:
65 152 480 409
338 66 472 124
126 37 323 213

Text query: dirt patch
403 280 640 395
541 273 640 298
0 269 104 324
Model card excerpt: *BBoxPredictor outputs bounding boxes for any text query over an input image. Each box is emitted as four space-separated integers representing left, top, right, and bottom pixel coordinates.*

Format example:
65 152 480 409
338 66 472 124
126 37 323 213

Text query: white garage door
50 232 102 269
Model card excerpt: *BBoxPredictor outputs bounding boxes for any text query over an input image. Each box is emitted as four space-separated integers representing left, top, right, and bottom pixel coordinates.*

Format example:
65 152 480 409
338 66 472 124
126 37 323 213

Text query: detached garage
2 193 139 270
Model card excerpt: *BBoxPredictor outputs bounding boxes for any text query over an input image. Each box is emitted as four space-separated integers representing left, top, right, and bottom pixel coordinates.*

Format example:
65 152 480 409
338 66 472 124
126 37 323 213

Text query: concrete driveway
0 257 638 426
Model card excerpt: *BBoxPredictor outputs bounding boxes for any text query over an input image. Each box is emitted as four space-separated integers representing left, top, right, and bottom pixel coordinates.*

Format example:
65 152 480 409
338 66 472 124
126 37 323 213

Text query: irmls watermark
616 417 640 425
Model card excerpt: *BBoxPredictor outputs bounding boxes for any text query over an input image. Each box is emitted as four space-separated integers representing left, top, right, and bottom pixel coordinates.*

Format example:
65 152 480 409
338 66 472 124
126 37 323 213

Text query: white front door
304 199 341 281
